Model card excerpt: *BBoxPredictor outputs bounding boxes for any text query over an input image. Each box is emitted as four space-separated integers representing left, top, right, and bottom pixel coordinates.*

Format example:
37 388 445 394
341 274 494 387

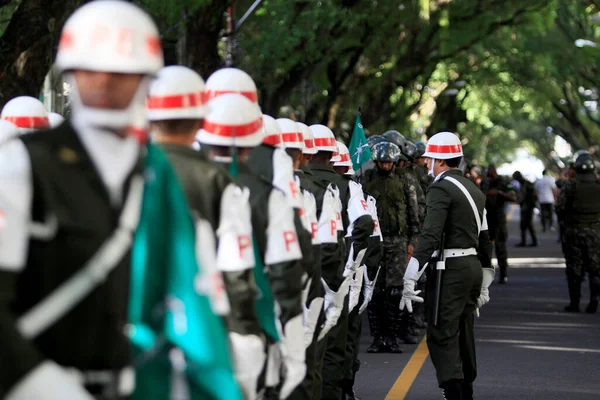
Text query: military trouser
491 216 509 280
321 295 349 399
312 320 328 399
289 308 325 400
519 208 537 245
367 264 386 339
562 225 600 308
426 256 483 387
343 291 364 393
540 203 554 231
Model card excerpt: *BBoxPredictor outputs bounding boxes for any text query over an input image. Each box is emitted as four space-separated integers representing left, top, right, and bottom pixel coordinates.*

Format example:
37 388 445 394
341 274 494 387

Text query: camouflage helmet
367 134 386 149
574 152 595 174
382 130 406 148
402 140 417 160
414 141 426 158
573 149 590 163
373 141 402 163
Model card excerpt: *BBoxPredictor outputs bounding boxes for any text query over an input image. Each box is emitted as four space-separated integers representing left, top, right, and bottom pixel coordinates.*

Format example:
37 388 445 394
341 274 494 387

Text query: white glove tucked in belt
5 361 95 400
348 265 365 313
303 296 324 348
343 245 367 278
279 314 307 399
317 277 350 341
229 332 266 400
359 266 380 315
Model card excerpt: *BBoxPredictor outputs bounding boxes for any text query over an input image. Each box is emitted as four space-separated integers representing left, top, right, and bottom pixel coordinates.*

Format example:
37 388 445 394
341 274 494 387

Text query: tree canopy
1 0 600 167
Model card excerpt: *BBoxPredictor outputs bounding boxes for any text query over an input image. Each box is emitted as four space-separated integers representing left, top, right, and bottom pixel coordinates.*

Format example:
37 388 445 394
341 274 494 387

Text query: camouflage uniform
363 167 419 351
555 174 600 313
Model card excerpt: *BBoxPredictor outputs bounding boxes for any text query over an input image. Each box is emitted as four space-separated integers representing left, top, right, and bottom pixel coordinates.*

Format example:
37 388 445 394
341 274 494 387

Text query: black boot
586 275 600 314
441 379 463 400
586 299 598 314
564 276 581 312
342 379 361 400
498 260 508 284
461 381 473 400
367 336 388 353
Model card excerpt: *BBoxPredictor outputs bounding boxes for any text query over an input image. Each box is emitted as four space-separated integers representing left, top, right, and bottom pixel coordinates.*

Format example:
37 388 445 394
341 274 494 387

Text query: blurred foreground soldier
0 119 18 144
363 141 418 353
0 96 50 134
147 65 264 398
556 152 600 314
0 1 164 399
512 171 538 247
400 132 493 400
198 93 306 398
480 164 516 283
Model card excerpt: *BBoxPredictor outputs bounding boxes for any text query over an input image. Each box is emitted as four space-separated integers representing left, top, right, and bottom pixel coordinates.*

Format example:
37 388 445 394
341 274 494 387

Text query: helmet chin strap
428 158 436 177
67 74 152 134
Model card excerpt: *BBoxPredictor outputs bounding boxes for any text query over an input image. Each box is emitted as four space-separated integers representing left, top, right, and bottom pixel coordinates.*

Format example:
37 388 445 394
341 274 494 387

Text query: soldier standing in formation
512 171 538 248
556 152 600 314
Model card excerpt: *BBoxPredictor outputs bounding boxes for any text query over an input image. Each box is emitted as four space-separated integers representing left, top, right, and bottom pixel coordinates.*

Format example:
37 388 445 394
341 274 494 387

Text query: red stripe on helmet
204 90 258 103
146 92 204 109
203 118 263 137
263 134 281 146
426 143 462 153
2 116 49 129
339 153 351 162
314 137 336 148
304 139 315 148
281 132 303 143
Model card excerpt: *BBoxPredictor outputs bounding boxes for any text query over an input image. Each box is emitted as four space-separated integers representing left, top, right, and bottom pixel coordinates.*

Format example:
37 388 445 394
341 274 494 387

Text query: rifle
432 233 446 327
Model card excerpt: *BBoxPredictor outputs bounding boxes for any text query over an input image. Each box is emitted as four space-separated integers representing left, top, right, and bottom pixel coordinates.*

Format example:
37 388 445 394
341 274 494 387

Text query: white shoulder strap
444 176 482 235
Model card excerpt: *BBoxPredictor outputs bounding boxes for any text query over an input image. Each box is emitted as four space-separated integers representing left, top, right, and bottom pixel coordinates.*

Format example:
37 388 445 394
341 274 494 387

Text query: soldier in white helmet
307 126 373 400
147 65 264 399
197 92 306 399
0 1 163 399
0 119 18 144
400 132 493 400
1 96 50 134
48 112 66 129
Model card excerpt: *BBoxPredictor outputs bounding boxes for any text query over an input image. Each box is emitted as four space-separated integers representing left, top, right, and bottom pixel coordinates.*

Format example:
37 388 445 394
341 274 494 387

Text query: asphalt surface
354 205 600 400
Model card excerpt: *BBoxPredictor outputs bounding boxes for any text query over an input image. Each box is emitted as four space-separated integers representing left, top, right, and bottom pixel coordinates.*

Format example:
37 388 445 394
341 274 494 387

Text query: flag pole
357 107 364 186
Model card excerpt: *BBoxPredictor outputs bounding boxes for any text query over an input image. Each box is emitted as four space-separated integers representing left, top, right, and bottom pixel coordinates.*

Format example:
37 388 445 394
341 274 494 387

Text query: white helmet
262 114 282 147
197 93 263 148
48 112 65 128
147 65 206 121
204 68 258 104
1 96 50 134
330 144 341 163
310 124 337 152
55 1 163 132
333 141 352 167
0 119 18 143
422 131 463 159
277 118 304 150
345 166 356 176
297 122 317 155
55 1 163 75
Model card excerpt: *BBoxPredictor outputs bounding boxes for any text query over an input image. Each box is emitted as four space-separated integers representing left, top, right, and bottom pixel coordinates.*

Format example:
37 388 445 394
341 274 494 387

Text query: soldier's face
377 162 394 171
73 70 144 109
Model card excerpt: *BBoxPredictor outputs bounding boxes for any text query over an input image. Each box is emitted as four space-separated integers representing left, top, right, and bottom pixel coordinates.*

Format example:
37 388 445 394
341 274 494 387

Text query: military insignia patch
58 147 79 163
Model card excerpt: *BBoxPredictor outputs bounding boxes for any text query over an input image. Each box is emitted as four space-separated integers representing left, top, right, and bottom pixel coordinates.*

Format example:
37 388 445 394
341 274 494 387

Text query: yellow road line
384 335 430 400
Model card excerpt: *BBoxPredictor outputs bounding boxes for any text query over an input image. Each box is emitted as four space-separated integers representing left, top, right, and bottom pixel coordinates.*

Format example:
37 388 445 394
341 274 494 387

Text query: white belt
443 248 477 258
66 366 135 395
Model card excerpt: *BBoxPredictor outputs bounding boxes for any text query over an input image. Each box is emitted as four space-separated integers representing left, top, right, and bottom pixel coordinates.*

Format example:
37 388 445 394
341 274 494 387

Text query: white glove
265 343 282 388
475 268 495 317
400 257 425 313
5 361 95 400
317 277 350 341
359 266 380 315
348 265 365 313
303 296 324 348
279 315 307 399
229 332 266 400
343 246 367 278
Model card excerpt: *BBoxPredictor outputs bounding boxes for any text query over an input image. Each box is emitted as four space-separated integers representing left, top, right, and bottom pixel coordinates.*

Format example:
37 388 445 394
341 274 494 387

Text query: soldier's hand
487 189 498 196
406 244 414 262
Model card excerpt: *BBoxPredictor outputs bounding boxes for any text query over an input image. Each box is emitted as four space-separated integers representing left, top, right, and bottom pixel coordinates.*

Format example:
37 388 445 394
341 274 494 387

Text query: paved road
354 205 600 400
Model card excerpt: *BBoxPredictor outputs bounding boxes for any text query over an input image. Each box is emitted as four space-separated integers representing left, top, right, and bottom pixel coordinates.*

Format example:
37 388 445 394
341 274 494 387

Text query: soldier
555 152 600 314
48 113 66 129
308 125 373 400
0 119 18 144
198 93 306 398
0 96 50 134
400 131 493 400
0 1 164 399
147 65 265 398
363 141 419 353
512 171 538 247
480 164 516 283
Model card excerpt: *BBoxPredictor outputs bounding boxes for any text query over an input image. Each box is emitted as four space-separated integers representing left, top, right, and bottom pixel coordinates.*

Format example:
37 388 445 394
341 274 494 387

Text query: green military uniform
161 143 261 340
309 164 373 400
412 169 492 395
555 172 600 313
480 176 516 282
363 167 419 351
515 176 538 247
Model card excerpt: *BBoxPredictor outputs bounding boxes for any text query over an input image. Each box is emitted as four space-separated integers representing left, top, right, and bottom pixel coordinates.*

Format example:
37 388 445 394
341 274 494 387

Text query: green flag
348 115 372 171
129 143 242 400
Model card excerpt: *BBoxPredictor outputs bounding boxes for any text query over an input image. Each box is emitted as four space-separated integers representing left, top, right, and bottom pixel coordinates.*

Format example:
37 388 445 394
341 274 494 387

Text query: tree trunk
0 0 85 109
